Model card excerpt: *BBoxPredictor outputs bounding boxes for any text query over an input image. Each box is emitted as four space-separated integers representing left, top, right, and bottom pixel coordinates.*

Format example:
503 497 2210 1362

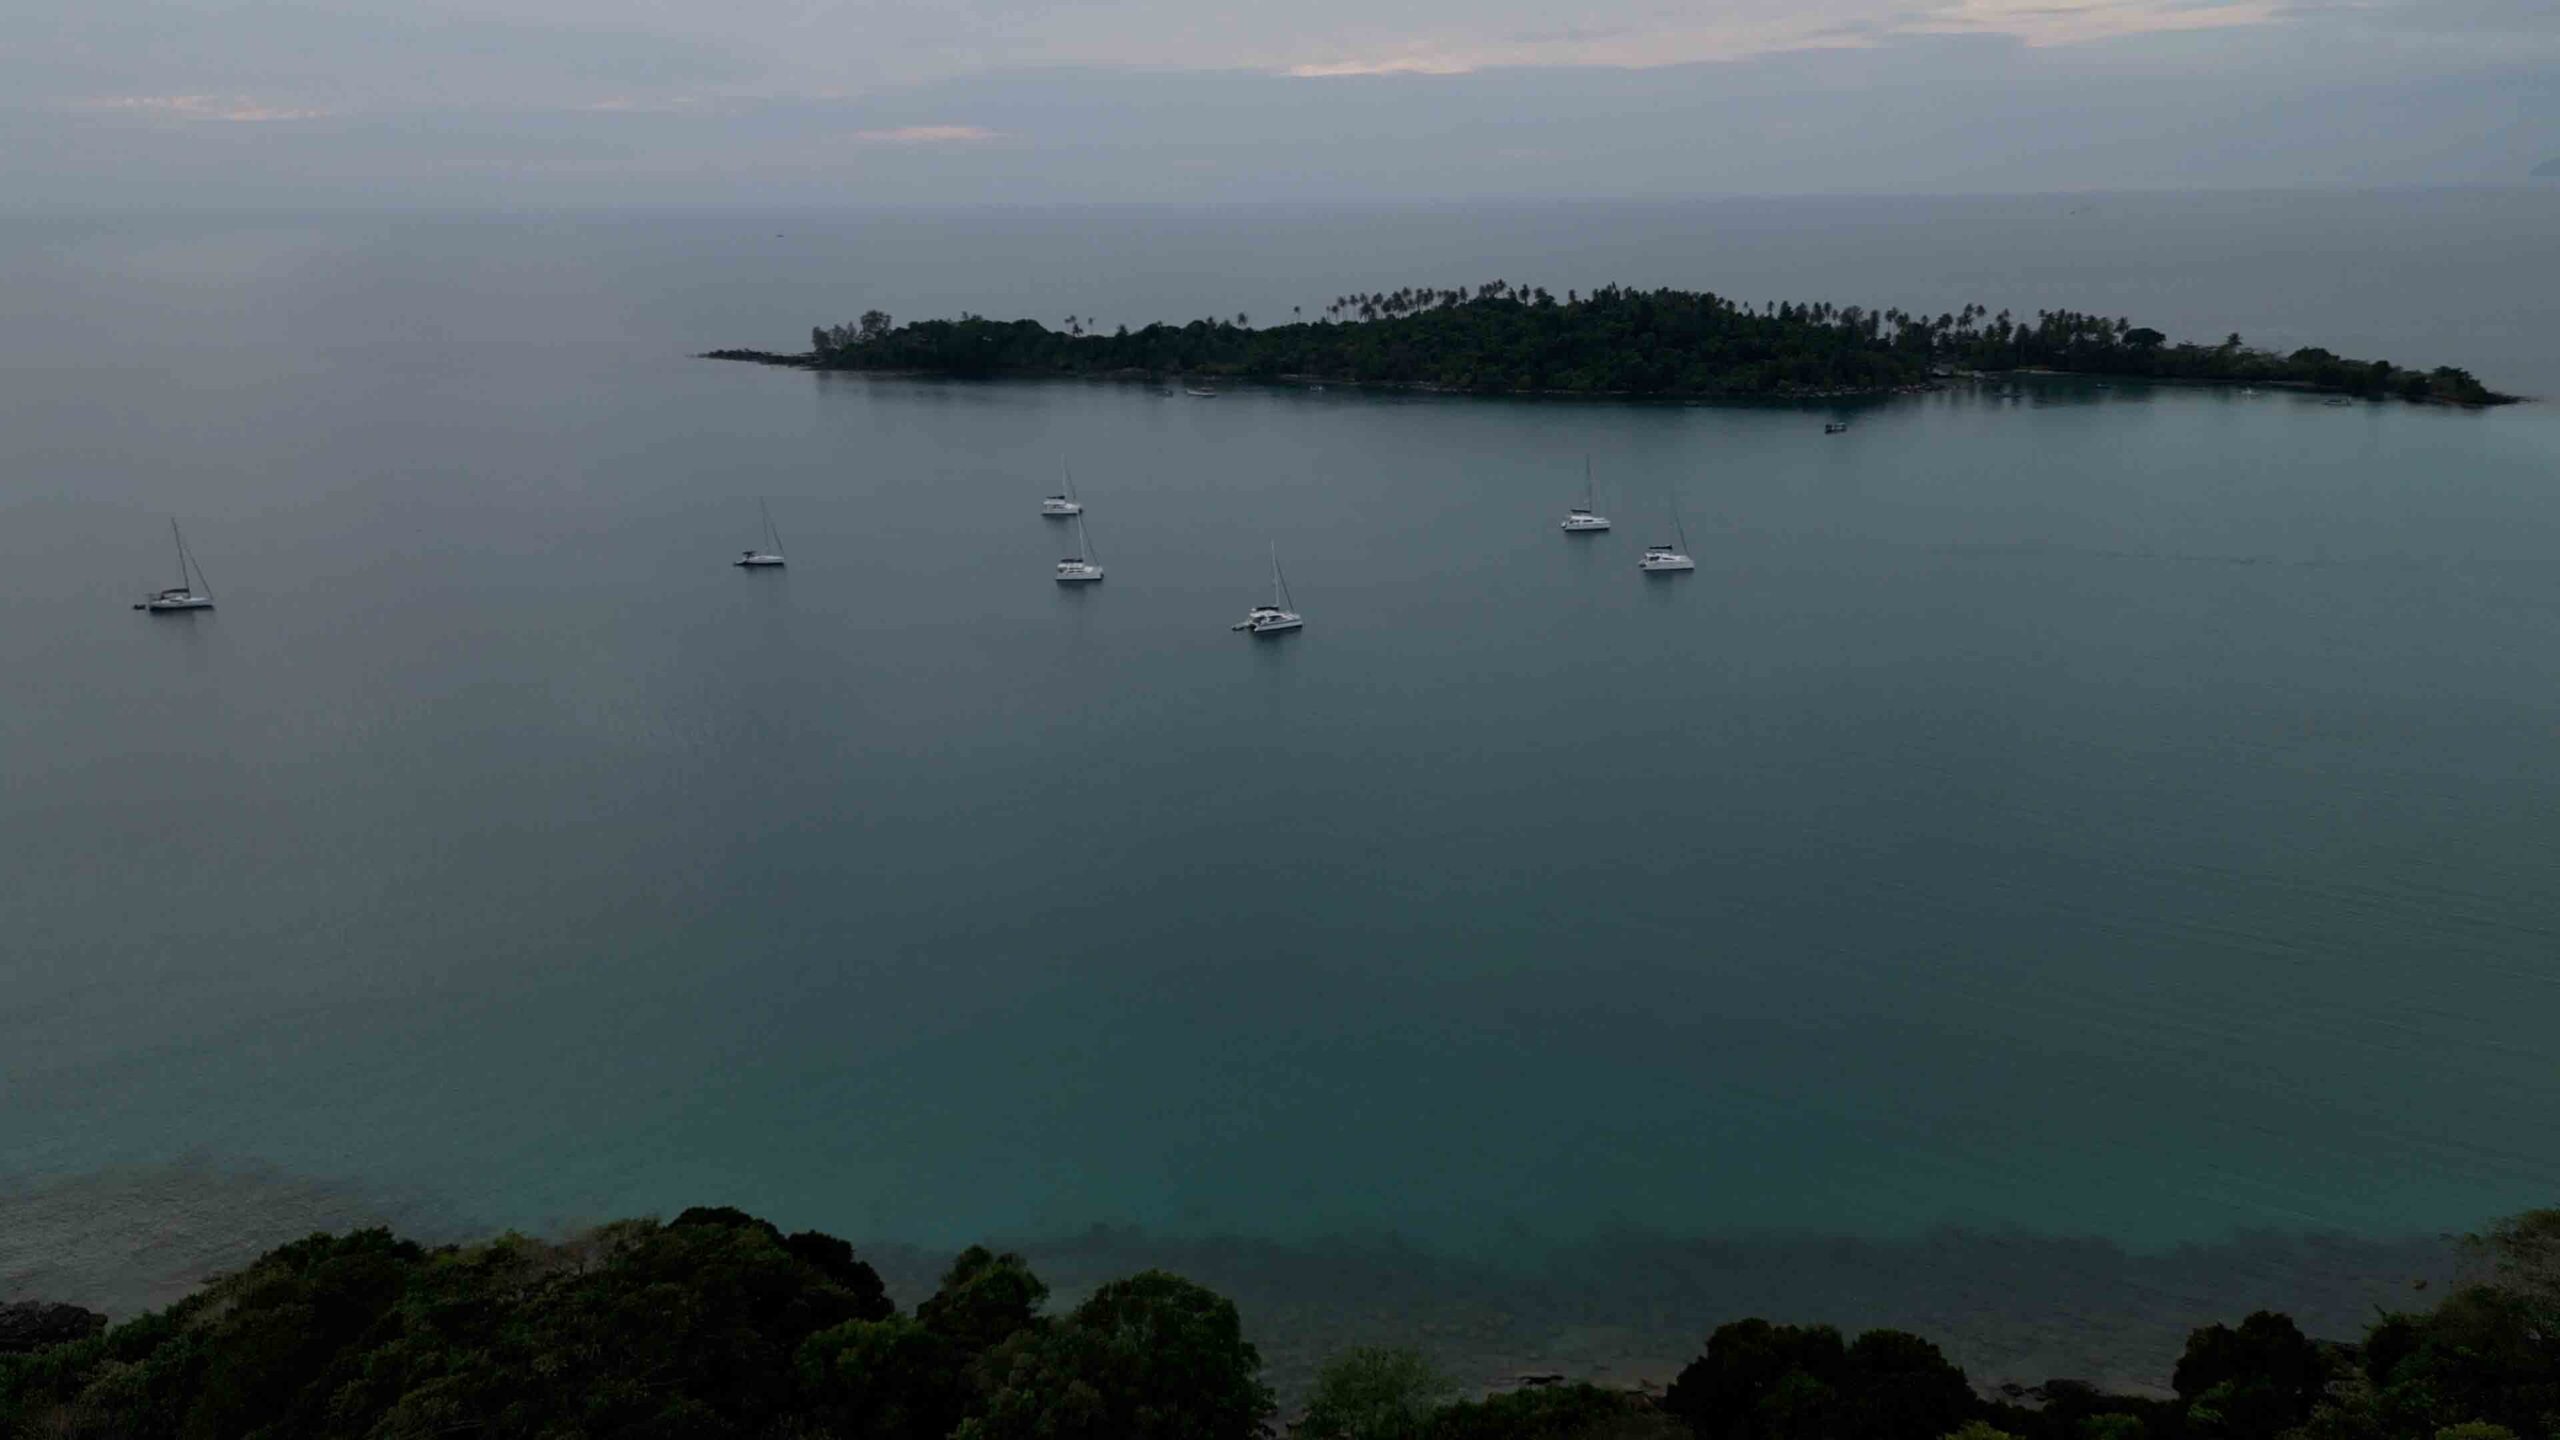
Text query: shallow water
4 198 2558 1299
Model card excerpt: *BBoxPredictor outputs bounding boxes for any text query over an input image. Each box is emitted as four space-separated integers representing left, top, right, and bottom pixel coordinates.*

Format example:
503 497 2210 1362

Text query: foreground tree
921 1245 1051 1353
960 1271 1273 1440
1426 1381 1684 1439
2171 1310 2326 1440
1664 1320 1975 1440
1300 1346 1457 1440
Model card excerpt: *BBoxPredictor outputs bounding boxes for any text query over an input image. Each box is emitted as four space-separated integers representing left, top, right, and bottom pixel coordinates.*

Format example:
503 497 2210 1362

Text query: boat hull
140 597 214 612
734 556 786 568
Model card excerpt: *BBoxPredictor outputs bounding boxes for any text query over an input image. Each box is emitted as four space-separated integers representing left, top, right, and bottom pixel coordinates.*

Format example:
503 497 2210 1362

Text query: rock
0 1300 107 1354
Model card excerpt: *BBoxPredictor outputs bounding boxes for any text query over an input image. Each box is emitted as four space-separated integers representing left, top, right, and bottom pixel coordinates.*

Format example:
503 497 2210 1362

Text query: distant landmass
707 281 2515 405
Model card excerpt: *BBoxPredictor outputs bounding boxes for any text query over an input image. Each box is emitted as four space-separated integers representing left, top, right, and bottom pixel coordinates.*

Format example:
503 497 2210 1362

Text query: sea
4 188 2558 1388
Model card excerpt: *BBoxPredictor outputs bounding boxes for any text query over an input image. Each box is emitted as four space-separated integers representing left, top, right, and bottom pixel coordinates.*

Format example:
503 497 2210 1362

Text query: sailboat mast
1584 456 1595 510
1270 543 1294 611
760 498 780 552
171 519 186 589
1078 512 1096 562
175 521 212 598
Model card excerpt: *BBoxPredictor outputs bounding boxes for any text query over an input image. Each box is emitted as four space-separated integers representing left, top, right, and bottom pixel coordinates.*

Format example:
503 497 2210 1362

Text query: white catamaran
1055 513 1104 583
1234 544 1304 634
1639 503 1696 573
1040 466 1083 517
135 520 214 612
1561 457 1612 532
734 499 786 568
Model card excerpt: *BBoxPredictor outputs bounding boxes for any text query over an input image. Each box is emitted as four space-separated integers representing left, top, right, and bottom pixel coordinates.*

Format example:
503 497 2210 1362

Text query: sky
0 0 2554 204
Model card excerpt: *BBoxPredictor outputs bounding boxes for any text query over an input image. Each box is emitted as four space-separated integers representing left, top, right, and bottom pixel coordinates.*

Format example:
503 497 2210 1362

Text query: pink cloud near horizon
846 124 999 145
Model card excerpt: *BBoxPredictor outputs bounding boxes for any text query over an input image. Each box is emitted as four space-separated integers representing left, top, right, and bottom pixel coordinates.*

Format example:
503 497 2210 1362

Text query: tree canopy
1300 1346 1460 1440
12 1203 2560 1440
1662 1320 1976 1440
731 282 2512 404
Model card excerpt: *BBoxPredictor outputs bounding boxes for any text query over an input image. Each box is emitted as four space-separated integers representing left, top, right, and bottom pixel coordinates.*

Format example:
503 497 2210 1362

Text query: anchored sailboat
135 520 214 612
1233 544 1304 634
734 499 785 568
1055 513 1104 583
1041 466 1083 517
1639 502 1696 573
1561 456 1611 532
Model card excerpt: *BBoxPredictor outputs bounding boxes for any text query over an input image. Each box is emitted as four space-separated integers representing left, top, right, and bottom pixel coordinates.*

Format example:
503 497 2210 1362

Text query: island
705 281 2516 405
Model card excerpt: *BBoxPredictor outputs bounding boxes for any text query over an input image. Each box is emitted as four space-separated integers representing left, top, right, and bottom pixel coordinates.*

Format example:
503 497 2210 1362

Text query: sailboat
1639 502 1696 573
135 520 214 612
1233 543 1304 634
1055 513 1104 583
1561 456 1612 532
1040 466 1083 517
734 499 786 567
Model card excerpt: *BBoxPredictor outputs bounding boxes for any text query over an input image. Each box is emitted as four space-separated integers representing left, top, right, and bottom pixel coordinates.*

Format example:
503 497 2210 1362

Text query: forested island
8 1203 2560 1440
705 282 2514 404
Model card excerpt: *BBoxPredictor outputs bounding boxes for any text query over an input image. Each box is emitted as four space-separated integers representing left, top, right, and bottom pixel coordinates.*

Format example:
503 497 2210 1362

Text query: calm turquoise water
5 196 2560 1272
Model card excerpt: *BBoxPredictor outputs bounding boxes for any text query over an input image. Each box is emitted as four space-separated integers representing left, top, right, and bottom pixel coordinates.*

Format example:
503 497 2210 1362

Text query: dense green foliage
0 1209 1263 1440
760 283 2511 403
9 1206 2560 1440
1300 1347 1460 1440
1426 1383 1686 1440
1663 1320 1977 1440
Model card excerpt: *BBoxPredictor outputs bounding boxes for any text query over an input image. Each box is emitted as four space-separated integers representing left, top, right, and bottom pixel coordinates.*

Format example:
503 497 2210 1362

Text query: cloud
1288 57 1483 77
82 95 326 123
1 0 2351 123
1272 0 2280 75
578 97 714 115
1911 0 2281 45
845 124 999 145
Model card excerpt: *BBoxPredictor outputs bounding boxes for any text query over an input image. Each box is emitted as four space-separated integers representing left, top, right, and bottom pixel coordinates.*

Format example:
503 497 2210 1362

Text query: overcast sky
2 0 2553 204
